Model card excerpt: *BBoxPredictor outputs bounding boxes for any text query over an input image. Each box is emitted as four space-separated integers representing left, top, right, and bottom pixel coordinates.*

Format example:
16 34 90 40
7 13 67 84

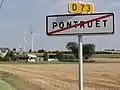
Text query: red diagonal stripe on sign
48 14 113 35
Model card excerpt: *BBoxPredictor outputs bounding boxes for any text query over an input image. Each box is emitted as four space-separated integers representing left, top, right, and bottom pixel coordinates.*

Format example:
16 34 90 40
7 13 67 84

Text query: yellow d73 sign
68 2 94 13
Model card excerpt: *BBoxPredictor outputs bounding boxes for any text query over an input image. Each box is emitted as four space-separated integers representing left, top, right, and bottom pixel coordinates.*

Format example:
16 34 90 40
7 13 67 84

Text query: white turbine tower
29 25 40 51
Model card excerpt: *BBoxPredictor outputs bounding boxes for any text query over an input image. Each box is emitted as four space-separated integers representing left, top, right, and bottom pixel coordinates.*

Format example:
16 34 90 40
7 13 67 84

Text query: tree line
0 42 96 62
56 42 95 61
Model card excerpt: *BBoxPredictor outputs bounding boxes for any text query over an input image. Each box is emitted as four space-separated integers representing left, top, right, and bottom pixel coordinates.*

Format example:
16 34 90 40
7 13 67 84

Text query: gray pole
78 35 83 90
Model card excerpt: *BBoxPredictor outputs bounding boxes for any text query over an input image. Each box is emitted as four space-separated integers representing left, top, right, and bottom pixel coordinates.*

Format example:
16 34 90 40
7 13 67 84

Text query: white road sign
46 13 114 35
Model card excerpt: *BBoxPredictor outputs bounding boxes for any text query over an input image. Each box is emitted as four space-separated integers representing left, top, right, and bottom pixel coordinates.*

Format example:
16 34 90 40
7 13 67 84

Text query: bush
57 51 76 61
43 52 48 61
29 49 32 53
95 51 112 54
84 55 89 59
60 59 78 62
57 52 65 60
68 55 76 59
38 49 45 53
0 56 10 61
11 55 19 61
3 57 10 61
66 42 95 59
0 51 19 62
83 44 95 58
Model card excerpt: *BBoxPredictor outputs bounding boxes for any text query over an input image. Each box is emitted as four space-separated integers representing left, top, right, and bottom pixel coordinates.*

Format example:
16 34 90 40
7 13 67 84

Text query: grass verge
0 71 43 90
0 78 15 90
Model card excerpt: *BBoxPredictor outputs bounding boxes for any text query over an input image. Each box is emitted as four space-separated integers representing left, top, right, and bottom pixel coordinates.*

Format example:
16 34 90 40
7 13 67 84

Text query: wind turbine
29 25 40 51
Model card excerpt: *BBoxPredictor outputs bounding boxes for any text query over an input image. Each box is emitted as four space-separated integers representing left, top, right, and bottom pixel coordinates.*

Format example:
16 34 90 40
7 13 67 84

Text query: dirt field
84 63 120 90
0 63 120 90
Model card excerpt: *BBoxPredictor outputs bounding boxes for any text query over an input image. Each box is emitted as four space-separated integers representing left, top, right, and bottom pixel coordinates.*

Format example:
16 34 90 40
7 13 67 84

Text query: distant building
47 53 58 61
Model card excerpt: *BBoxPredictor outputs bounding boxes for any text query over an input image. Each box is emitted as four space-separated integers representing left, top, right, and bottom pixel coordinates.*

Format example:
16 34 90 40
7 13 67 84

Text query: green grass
0 79 15 90
0 71 23 90
0 71 38 90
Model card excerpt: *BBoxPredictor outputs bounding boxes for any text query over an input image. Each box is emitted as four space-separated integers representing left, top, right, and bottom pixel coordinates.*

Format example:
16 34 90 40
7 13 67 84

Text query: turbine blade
24 32 28 45
33 33 40 36
0 0 4 9
24 39 28 45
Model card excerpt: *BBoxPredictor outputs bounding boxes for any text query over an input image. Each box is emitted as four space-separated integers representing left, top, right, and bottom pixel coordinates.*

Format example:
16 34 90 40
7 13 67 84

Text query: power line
0 0 4 9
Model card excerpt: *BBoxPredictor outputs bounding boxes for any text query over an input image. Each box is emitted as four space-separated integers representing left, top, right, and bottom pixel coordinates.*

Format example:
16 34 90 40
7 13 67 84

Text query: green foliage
56 52 65 60
66 42 95 59
57 51 76 59
0 71 40 90
83 44 95 58
11 55 19 61
66 42 78 58
0 72 15 90
38 49 45 53
13 48 16 51
68 55 76 59
95 51 112 54
0 51 19 61
43 52 48 61
29 49 32 53
6 51 14 57
56 51 76 62
2 57 10 61
60 59 78 62
66 42 78 50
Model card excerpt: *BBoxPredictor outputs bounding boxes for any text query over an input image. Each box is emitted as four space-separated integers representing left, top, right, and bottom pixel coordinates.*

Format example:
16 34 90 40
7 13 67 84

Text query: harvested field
0 63 120 90
0 64 78 90
84 63 120 90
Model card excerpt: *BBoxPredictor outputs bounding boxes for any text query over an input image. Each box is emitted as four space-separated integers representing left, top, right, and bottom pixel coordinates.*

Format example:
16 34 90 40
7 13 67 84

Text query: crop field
0 61 120 90
92 54 120 58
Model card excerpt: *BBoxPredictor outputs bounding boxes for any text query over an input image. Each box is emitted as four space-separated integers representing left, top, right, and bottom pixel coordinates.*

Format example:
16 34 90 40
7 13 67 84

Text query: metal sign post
46 10 114 90
78 35 83 90
46 12 114 90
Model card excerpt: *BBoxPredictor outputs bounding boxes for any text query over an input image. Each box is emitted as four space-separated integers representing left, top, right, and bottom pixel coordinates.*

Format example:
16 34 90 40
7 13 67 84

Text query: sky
0 0 119 51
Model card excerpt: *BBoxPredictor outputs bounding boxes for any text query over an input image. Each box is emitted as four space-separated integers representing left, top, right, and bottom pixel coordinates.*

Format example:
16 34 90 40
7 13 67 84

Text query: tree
66 42 78 50
43 52 48 61
83 44 95 59
3 51 14 61
56 51 65 60
66 42 78 58
66 42 95 59
38 49 45 53
13 48 16 52
6 51 13 58
29 49 32 53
